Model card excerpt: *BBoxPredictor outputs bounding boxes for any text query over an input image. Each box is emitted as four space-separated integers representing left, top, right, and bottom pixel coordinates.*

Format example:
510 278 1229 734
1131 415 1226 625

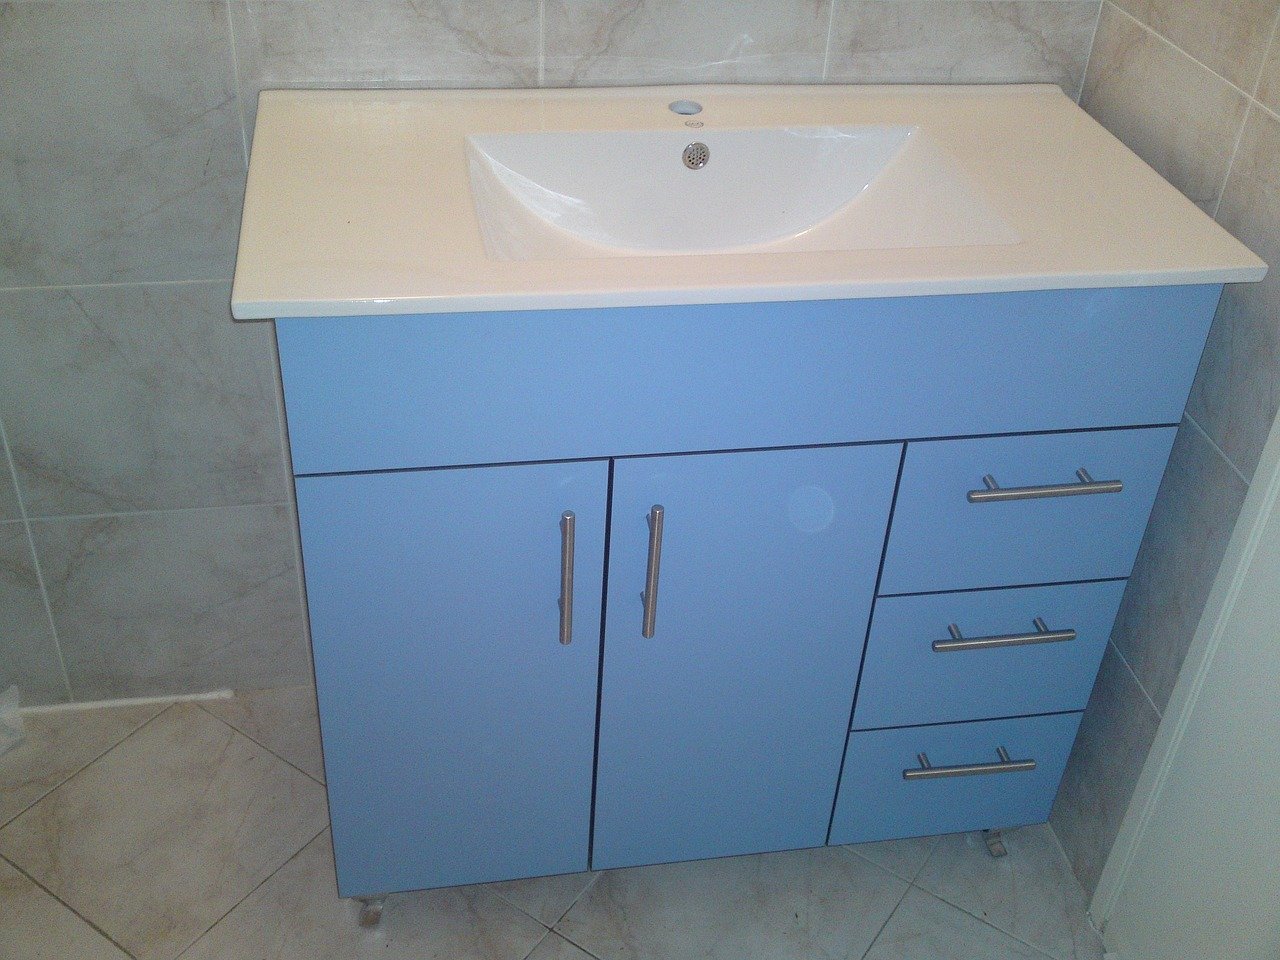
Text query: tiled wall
0 0 1102 706
1051 0 1280 898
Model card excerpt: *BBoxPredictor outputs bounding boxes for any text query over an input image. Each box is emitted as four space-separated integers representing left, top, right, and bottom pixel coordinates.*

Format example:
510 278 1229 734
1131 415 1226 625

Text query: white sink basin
467 125 1019 260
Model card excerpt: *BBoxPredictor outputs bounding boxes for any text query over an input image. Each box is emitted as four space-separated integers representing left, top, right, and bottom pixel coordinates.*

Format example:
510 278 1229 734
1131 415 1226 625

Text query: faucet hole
669 99 702 116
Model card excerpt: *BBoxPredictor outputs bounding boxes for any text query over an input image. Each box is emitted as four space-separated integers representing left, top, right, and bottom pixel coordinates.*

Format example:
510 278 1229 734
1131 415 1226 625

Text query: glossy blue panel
592 444 901 869
295 461 608 896
275 285 1220 474
829 712 1082 845
854 580 1127 728
880 427 1177 593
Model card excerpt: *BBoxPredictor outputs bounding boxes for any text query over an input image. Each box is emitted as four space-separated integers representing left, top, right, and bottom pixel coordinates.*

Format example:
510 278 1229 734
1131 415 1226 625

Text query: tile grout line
0 850 141 960
1109 638 1163 719
223 0 250 168
23 498 296 525
904 879 1071 960
0 704 176 832
1212 98 1253 221
821 0 838 81
1184 411 1251 488
172 824 330 960
0 410 72 703
537 0 546 87
1250 6 1280 100
0 277 233 295
856 871 913 960
193 698 326 787
1075 0 1105 104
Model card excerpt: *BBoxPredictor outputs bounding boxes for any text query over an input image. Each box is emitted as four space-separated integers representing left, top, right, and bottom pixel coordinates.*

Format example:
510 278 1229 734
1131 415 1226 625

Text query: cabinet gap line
878 575 1129 600
825 441 909 846
289 420 1182 481
851 708 1083 735
587 458 616 870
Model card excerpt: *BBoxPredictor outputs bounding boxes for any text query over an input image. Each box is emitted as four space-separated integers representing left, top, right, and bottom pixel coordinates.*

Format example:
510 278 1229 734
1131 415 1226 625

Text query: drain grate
682 142 709 170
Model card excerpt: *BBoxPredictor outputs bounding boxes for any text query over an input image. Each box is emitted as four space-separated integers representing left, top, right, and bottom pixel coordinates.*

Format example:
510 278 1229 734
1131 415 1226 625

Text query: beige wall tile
1189 106 1280 482
544 0 831 86
0 524 65 706
0 283 287 517
826 1 1098 94
1082 2 1250 210
32 504 308 701
1258 30 1280 111
1113 0 1280 91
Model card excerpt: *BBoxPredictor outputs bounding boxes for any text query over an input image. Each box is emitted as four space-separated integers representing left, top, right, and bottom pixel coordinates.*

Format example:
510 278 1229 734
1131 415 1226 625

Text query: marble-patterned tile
231 0 539 134
827 2 1097 94
0 704 328 960
915 825 1103 960
0 701 165 828
544 0 830 86
529 931 599 960
847 833 941 883
1113 0 1280 92
32 503 309 701
1109 421 1248 710
1189 106 1280 484
556 846 907 960
181 829 548 960
1259 28 1280 112
201 684 323 781
0 524 66 706
864 887 1044 960
1082 2 1250 211
0 283 287 518
489 870 598 927
0 2 245 287
1050 644 1163 898
0 856 131 960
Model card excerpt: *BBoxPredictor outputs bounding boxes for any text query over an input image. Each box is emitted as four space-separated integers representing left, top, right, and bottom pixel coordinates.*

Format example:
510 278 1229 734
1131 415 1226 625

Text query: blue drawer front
275 285 1219 474
880 426 1177 594
854 580 1127 728
829 712 1082 845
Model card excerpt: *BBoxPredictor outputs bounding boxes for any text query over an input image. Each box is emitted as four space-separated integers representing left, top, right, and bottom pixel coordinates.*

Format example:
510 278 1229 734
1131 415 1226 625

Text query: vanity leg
356 896 386 928
982 829 1008 858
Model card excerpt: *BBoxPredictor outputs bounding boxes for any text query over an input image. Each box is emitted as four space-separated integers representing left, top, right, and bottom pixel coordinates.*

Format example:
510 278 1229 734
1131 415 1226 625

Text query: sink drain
682 142 709 170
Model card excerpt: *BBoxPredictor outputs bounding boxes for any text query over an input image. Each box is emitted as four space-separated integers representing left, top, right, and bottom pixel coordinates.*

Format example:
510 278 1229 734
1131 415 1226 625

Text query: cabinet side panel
296 461 607 895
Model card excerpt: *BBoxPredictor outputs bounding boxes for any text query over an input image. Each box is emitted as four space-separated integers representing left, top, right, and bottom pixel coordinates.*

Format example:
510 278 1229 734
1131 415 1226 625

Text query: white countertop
231 84 1266 320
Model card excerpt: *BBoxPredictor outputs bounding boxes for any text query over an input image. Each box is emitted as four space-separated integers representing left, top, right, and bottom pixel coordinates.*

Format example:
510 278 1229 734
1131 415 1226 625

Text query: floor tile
201 685 325 781
530 930 599 960
914 826 1103 960
489 870 597 926
0 703 328 960
864 887 1044 960
555 845 908 960
0 701 166 827
847 834 942 882
0 856 131 960
181 830 548 960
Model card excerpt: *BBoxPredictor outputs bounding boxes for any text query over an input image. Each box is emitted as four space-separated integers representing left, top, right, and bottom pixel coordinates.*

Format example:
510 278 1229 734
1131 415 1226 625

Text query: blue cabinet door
592 444 901 869
295 462 608 896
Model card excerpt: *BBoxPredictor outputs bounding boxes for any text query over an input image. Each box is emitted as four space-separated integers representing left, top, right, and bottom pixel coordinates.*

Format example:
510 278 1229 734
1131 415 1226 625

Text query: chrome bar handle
642 504 664 638
967 467 1123 503
558 511 575 645
933 617 1077 653
904 746 1037 781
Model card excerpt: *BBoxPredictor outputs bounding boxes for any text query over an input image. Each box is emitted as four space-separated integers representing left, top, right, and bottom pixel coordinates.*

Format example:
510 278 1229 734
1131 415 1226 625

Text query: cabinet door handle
642 504 664 638
903 746 1036 781
933 617 1077 652
967 468 1123 503
559 511 575 645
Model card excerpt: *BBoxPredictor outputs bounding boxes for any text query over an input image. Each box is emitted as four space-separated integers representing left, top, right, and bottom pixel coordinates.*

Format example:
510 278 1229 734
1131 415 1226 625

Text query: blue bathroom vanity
232 85 1266 900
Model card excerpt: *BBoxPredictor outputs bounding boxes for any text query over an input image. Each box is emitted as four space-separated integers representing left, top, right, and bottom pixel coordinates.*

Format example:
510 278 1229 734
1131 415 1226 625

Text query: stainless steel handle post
642 505 664 638
933 617 1077 652
903 746 1036 780
967 467 1123 503
558 511 575 645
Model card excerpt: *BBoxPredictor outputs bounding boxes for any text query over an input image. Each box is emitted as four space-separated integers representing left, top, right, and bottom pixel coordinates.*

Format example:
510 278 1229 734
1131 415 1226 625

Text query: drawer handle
903 746 1037 781
967 468 1123 503
933 617 1077 653
559 511 575 645
642 505 664 638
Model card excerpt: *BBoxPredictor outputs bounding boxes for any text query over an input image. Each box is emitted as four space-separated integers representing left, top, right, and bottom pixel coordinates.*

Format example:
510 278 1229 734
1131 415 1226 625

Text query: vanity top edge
231 83 1266 321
